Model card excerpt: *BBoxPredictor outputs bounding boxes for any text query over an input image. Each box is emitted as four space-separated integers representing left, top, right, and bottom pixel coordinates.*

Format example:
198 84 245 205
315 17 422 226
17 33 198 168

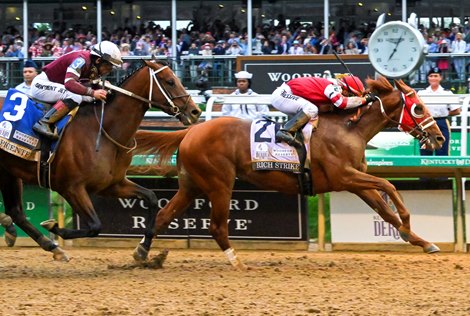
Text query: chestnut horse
0 60 201 260
133 77 445 270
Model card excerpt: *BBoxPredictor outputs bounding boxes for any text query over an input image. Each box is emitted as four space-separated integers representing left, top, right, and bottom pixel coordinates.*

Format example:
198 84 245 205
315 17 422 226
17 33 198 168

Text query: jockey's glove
364 93 378 104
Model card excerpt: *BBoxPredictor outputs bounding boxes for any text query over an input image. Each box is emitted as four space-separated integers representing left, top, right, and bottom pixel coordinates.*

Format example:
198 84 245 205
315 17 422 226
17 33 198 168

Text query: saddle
0 88 76 187
250 117 314 196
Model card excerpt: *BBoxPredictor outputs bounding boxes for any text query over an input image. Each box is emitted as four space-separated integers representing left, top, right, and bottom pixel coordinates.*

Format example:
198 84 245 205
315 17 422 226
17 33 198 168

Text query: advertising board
76 177 308 241
237 55 375 94
330 180 454 244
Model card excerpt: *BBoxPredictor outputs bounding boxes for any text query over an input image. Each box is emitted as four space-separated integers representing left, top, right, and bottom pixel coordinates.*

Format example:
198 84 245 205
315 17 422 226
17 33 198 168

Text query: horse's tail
134 129 190 168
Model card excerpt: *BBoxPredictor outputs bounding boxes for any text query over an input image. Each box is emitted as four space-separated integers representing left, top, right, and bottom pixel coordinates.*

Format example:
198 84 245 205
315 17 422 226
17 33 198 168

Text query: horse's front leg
41 186 102 240
99 179 159 262
353 188 440 253
1 176 68 261
133 188 197 265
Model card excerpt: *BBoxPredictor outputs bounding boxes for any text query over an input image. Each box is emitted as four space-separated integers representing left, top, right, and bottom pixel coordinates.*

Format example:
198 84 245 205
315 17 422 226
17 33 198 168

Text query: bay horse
133 77 445 270
0 60 201 260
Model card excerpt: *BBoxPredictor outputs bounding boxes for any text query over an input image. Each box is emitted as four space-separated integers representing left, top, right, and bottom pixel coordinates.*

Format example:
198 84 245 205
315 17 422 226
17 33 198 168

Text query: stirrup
276 130 301 148
33 122 58 140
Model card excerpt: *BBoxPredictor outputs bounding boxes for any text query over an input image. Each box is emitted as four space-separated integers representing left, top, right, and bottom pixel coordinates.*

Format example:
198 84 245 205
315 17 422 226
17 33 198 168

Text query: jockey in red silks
271 74 376 147
31 40 123 140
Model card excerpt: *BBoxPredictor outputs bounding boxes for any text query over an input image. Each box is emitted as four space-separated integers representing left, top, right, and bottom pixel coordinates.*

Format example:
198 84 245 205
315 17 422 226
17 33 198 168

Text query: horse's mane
103 59 170 105
365 76 394 95
116 59 170 87
117 60 146 87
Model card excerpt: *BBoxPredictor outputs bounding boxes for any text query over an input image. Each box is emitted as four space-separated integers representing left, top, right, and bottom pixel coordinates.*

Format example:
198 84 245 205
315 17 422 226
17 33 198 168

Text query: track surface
1 247 470 315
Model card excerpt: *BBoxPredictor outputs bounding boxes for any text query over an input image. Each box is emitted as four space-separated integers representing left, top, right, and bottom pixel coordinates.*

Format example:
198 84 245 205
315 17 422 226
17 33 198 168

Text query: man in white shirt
15 60 39 96
417 67 461 156
222 71 269 120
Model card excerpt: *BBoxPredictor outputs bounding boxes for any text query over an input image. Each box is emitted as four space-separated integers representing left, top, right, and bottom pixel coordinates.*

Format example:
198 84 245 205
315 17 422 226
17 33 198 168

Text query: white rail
204 94 288 122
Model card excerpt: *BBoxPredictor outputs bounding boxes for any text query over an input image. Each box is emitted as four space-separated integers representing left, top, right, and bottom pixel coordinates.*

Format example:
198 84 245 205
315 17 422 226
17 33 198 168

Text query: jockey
31 40 123 140
271 74 376 147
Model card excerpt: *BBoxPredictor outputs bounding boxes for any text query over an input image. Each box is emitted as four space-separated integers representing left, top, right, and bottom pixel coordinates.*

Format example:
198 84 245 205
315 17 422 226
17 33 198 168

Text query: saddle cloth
250 118 312 174
0 88 72 162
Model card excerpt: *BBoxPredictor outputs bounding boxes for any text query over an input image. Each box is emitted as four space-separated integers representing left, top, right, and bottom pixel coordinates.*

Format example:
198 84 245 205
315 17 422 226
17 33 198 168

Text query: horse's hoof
0 213 13 226
235 262 248 272
424 244 440 254
133 244 149 262
52 247 70 262
40 219 58 231
4 225 17 247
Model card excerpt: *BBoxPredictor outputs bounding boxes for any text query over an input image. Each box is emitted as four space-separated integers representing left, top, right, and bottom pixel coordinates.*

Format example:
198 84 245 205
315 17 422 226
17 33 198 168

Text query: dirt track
1 247 470 315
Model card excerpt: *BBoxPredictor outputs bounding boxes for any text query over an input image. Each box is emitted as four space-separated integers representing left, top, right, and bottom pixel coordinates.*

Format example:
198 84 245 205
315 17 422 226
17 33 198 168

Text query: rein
91 63 190 153
95 65 191 118
93 106 137 153
377 91 435 146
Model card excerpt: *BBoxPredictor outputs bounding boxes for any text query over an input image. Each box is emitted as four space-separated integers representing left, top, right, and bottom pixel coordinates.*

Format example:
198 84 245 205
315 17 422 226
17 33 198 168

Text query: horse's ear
393 79 408 93
151 54 157 61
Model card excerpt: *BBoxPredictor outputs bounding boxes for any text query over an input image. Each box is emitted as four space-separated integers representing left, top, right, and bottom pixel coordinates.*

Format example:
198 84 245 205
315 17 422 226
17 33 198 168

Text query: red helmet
339 75 365 97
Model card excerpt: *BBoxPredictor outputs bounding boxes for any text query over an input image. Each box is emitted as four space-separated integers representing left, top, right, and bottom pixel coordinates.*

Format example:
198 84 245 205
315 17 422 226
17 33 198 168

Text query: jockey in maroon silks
271 74 376 147
31 40 123 140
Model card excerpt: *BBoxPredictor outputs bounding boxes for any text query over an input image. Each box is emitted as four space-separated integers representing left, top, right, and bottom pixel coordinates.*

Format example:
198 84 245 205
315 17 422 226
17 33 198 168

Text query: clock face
368 21 425 78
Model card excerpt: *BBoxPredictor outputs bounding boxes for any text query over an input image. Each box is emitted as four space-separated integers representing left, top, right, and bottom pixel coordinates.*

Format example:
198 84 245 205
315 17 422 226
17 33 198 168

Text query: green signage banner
0 185 50 237
366 156 470 167
366 130 470 157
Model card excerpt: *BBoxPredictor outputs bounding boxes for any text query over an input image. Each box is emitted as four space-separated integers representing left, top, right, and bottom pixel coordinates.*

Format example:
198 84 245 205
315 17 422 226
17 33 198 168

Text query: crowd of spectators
0 18 375 61
0 17 469 60
420 25 470 80
1 17 470 87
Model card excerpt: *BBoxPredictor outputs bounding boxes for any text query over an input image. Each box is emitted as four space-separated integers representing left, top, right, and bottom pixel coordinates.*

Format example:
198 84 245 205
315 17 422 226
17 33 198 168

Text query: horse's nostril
192 108 202 117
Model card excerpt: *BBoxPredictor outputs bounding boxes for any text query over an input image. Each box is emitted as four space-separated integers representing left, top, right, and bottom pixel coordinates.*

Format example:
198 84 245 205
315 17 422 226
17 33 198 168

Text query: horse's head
393 79 445 151
366 77 445 151
145 60 202 125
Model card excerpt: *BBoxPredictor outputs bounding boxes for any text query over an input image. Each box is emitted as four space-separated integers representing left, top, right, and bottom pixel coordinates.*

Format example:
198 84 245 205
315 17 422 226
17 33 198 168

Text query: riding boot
276 111 312 148
33 99 78 140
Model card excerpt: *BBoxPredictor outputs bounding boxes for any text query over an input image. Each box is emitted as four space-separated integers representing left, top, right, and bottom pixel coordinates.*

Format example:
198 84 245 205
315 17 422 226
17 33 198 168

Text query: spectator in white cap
288 40 304 55
222 71 270 120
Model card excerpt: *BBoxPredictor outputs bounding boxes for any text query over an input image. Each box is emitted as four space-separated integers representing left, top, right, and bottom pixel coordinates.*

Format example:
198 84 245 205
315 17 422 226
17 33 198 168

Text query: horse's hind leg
0 212 16 247
1 176 68 260
206 189 247 271
354 189 439 253
0 176 16 246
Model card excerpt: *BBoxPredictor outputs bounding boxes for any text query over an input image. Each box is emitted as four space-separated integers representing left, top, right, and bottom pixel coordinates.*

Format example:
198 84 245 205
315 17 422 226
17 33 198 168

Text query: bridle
376 90 437 147
96 64 191 118
93 63 191 151
147 65 191 118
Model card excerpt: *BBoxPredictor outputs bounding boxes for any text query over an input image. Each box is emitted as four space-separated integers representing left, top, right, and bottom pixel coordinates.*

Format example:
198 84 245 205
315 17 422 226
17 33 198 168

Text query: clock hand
388 33 404 61
388 47 398 61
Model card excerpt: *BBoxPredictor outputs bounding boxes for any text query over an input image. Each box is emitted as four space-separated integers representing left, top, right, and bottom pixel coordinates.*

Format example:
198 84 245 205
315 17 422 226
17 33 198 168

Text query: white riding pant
270 83 318 119
31 72 93 105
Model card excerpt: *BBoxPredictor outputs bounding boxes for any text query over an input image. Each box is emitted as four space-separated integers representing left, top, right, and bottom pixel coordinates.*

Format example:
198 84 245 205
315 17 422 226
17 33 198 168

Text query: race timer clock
368 20 426 78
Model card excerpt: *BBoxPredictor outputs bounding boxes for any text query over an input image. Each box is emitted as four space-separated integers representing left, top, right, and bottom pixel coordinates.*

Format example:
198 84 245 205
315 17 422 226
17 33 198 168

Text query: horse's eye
167 79 175 86
411 104 424 118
